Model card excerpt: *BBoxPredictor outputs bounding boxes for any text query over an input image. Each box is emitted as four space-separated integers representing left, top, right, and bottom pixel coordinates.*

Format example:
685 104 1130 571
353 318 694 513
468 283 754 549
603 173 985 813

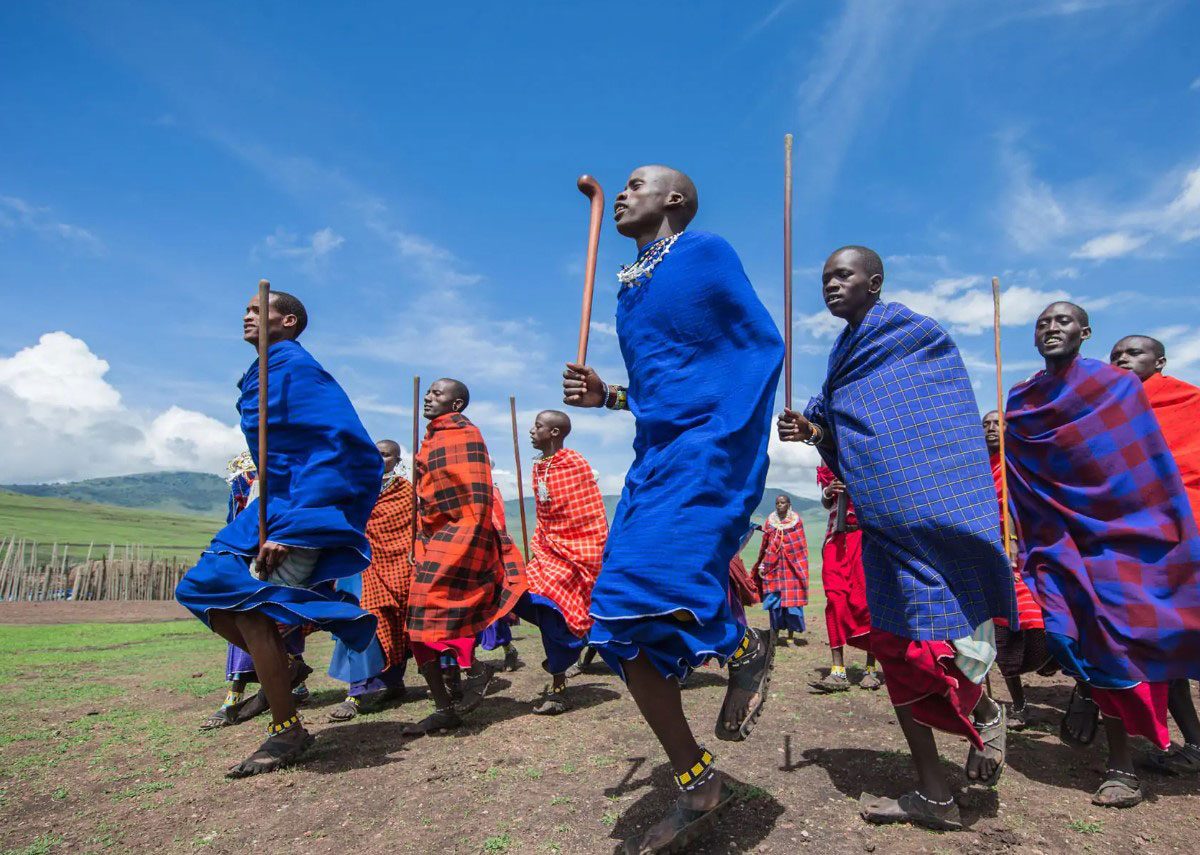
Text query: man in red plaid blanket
514 410 609 714
402 378 527 736
752 495 809 646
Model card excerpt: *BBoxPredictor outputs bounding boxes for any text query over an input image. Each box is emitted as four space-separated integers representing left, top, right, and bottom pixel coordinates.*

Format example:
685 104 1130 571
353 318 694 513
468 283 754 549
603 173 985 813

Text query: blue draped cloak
804 301 1016 641
589 231 783 680
176 340 382 652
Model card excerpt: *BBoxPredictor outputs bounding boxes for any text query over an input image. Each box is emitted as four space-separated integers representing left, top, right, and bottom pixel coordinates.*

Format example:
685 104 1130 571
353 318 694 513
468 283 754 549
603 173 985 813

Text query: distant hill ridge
2 472 822 523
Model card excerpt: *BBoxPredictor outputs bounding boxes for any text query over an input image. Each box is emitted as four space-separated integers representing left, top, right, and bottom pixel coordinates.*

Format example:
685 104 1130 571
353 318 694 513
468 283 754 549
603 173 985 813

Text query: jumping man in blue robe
176 290 382 778
563 165 783 852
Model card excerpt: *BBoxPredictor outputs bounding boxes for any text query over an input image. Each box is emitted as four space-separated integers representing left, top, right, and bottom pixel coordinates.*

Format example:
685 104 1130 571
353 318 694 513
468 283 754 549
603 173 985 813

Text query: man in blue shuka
564 165 783 853
176 290 382 779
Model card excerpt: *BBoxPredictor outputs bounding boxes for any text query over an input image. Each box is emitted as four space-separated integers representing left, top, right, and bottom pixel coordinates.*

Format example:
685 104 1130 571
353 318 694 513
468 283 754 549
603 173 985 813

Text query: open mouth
1042 335 1064 347
613 203 627 219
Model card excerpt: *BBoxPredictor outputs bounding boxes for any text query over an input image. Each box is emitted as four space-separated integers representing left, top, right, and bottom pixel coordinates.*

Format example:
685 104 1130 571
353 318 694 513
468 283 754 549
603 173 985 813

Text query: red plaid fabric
361 477 415 670
754 511 809 608
526 449 608 636
990 453 1044 631
406 413 527 642
1145 371 1200 532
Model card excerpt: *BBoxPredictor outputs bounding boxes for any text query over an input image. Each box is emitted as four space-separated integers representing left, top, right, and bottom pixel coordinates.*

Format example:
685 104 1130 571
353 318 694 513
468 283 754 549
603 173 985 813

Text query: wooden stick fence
0 537 191 601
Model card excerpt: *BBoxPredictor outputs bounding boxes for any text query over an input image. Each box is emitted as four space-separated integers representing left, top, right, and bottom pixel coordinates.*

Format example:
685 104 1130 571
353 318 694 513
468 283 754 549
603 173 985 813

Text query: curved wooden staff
256 279 271 552
509 395 530 558
410 375 421 562
783 133 794 410
992 277 1014 560
576 174 605 365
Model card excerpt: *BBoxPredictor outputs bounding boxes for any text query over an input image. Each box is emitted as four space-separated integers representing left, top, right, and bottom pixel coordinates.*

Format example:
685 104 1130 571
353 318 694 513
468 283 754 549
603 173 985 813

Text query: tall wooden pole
576 175 605 365
783 133 794 410
257 279 271 553
509 396 530 559
993 277 1014 561
411 375 421 562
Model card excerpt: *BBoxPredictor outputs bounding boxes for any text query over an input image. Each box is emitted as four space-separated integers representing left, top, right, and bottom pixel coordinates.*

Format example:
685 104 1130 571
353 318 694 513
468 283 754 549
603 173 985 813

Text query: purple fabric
1005 357 1200 684
224 630 306 683
348 662 407 697
477 618 513 651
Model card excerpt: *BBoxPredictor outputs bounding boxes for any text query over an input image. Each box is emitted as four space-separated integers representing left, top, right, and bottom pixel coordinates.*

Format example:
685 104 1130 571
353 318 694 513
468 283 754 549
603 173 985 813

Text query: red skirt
1092 682 1171 750
822 529 871 651
871 628 984 749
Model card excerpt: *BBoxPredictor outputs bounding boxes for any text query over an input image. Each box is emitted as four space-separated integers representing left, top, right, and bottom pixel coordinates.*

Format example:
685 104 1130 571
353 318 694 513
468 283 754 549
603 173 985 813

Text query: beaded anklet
267 714 300 735
914 791 955 807
674 748 716 792
728 629 758 670
221 690 243 709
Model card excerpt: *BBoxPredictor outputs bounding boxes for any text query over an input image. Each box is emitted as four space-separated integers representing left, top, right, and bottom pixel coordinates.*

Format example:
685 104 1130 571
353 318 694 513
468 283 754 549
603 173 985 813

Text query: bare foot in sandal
966 697 1006 786
860 791 962 831
716 628 775 741
623 775 735 853
1092 769 1143 808
226 717 314 779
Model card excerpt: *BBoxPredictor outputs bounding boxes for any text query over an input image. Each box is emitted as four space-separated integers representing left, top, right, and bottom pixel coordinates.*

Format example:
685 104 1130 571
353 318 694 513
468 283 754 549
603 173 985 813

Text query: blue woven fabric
590 231 784 680
177 340 382 652
805 301 1016 641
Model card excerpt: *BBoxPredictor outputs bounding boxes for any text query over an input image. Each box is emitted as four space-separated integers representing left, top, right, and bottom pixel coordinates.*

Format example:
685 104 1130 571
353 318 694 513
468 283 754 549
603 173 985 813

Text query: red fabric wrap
406 413 527 642
361 477 416 670
990 453 1044 631
1144 372 1200 532
525 449 608 636
754 512 809 607
817 466 871 650
871 627 984 749
1092 682 1171 750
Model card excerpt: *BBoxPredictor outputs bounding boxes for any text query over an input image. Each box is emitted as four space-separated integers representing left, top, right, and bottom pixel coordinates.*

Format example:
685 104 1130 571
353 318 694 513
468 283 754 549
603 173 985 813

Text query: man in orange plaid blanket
514 410 609 715
327 439 416 722
403 378 528 736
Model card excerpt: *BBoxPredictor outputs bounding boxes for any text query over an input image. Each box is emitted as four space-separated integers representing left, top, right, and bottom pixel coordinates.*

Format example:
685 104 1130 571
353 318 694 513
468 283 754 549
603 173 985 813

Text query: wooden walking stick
509 395 530 559
576 174 605 365
783 133 794 410
992 277 1014 562
411 375 421 562
257 279 271 557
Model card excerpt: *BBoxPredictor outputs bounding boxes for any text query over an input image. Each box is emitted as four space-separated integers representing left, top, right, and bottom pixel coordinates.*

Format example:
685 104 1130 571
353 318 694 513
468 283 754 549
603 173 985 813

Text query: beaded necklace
535 451 558 502
617 232 682 287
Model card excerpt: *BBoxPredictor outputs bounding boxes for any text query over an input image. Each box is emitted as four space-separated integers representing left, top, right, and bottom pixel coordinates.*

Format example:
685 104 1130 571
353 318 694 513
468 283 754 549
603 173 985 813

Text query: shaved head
538 409 572 437
376 439 401 457
1042 301 1089 327
435 378 470 409
641 165 699 223
1114 335 1164 360
1110 335 1166 381
828 246 884 283
614 164 699 243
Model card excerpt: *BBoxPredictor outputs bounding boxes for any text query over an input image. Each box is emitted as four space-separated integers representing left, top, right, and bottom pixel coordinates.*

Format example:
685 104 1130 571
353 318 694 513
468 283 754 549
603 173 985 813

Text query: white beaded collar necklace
617 232 682 287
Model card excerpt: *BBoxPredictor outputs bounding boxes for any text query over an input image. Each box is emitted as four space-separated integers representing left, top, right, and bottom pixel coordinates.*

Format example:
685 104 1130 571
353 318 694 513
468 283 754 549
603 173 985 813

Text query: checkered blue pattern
1005 357 1200 684
805 301 1016 641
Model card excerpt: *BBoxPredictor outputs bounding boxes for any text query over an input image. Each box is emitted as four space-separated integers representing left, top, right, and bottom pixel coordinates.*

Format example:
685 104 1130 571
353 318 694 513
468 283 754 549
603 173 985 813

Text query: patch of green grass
1068 818 1104 834
524 767 542 780
729 782 771 801
482 833 512 852
2 833 64 855
483 766 500 781
550 795 572 806
601 811 618 826
588 754 615 768
560 762 577 774
110 780 173 801
51 786 68 801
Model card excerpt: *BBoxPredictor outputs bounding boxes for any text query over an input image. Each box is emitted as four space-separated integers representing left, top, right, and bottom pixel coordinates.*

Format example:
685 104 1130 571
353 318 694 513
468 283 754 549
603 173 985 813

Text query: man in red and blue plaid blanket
1006 302 1200 809
752 495 809 646
403 378 527 736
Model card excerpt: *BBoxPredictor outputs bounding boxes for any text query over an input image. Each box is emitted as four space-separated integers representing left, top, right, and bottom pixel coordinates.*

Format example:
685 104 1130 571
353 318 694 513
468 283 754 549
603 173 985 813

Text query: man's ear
1157 355 1167 373
550 427 561 438
1081 325 1093 341
868 273 884 295
663 190 685 210
281 314 298 331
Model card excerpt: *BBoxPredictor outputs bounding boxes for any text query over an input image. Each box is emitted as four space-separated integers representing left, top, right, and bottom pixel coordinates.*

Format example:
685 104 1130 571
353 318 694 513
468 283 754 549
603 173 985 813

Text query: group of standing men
175 162 1200 852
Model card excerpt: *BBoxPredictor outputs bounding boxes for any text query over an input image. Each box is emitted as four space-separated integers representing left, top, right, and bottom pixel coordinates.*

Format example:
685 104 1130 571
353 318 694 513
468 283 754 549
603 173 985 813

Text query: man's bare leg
1169 679 1200 746
233 612 300 727
624 654 724 849
1092 716 1143 807
965 692 1004 782
894 706 953 801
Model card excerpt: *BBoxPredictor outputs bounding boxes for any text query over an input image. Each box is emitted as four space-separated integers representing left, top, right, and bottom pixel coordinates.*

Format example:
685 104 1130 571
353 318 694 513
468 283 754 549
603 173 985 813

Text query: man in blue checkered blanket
779 246 1017 831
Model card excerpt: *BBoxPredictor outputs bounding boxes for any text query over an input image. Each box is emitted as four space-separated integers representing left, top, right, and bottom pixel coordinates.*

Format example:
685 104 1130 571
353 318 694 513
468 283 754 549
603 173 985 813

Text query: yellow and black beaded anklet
674 748 716 791
267 714 300 735
728 629 759 669
221 690 243 709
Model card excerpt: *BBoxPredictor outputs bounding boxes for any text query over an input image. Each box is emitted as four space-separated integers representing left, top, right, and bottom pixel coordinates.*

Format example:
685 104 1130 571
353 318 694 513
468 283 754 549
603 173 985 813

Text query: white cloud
0 195 105 254
254 226 345 272
0 332 244 482
589 321 617 337
764 432 823 499
1191 77 1200 92
1150 324 1200 381
1070 231 1149 259
1001 147 1070 252
799 277 1071 338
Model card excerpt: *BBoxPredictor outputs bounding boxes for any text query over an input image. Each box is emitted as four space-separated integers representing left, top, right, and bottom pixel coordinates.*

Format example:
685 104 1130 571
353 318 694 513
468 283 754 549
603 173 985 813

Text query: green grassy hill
1 472 230 517
0 490 219 562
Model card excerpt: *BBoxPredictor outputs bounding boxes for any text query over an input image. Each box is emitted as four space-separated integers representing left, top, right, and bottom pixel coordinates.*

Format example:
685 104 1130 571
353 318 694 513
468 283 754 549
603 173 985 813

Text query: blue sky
2 0 1199 497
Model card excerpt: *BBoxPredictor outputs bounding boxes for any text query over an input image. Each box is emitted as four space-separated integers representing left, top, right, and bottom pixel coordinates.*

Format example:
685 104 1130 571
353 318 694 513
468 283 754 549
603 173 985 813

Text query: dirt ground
1 602 1198 855
0 601 190 625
